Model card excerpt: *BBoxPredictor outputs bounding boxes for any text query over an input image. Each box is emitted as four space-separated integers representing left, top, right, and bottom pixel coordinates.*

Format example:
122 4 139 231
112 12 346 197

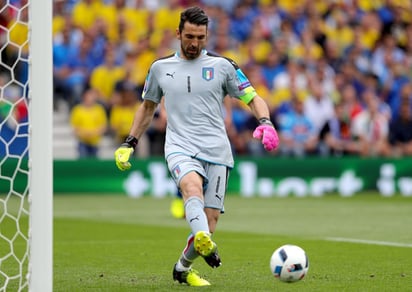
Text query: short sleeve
141 65 163 104
224 58 257 104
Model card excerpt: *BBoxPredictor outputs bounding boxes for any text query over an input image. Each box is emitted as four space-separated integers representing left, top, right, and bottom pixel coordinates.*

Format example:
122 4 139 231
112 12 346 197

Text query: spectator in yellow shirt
290 29 324 62
89 44 126 109
109 81 140 144
70 88 108 158
357 11 382 51
124 35 156 89
52 0 67 37
71 0 103 31
324 10 354 54
117 0 151 45
152 0 182 32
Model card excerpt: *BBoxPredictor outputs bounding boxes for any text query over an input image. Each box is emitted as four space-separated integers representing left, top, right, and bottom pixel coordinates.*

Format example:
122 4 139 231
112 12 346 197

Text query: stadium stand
4 0 412 158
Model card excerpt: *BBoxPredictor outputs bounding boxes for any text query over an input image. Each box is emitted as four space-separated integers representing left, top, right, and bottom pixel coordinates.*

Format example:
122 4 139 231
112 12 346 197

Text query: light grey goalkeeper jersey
142 50 257 168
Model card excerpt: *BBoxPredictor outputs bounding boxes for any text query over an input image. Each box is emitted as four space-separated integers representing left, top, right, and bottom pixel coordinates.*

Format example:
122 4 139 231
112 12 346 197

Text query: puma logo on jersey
166 72 175 79
190 215 200 222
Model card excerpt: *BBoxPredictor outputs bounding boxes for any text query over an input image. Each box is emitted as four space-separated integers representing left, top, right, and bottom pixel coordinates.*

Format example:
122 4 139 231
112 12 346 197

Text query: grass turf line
1 194 411 291
52 195 411 291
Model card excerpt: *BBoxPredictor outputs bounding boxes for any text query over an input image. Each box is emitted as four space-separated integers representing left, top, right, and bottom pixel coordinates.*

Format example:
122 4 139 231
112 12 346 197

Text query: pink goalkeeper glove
253 118 279 152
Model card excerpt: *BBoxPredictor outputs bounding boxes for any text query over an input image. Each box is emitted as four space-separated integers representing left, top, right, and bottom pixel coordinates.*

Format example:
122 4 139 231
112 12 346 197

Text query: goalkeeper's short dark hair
179 6 209 33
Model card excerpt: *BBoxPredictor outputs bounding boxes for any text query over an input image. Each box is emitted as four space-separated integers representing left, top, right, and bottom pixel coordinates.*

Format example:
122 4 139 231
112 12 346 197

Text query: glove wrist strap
258 117 274 127
122 135 138 149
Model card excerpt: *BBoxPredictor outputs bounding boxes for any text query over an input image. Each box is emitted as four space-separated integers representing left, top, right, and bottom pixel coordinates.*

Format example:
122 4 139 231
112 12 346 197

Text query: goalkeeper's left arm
114 100 158 171
247 95 279 152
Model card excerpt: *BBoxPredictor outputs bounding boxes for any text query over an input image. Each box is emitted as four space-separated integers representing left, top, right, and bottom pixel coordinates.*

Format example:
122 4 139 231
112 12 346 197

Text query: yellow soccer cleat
194 231 217 257
194 231 222 268
173 264 211 286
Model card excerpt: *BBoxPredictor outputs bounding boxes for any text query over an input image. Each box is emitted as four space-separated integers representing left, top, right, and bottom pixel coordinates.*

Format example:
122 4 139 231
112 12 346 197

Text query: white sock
184 197 209 234
175 257 191 272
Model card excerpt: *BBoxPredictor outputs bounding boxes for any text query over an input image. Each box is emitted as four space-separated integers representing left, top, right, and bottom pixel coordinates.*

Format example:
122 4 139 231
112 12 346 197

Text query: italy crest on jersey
202 67 214 81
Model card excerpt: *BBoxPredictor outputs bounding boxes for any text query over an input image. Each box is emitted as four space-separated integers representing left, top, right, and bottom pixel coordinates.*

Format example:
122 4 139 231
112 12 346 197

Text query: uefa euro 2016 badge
202 67 214 81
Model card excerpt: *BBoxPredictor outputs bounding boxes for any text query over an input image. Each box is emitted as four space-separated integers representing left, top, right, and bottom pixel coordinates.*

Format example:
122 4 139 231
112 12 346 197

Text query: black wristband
122 135 138 149
258 117 274 126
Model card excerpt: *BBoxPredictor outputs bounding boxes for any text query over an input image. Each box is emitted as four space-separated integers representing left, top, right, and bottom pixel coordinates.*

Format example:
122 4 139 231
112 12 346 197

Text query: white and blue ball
270 244 309 282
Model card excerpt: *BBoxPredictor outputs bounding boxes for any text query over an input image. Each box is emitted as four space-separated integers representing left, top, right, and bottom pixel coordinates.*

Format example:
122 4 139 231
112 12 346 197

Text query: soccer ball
269 244 309 282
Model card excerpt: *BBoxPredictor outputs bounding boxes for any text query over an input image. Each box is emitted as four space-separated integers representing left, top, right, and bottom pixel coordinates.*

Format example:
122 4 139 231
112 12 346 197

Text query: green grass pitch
2 194 412 291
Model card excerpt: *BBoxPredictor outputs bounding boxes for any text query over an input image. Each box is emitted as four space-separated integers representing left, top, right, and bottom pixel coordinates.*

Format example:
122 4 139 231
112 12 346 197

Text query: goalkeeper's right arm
114 100 158 171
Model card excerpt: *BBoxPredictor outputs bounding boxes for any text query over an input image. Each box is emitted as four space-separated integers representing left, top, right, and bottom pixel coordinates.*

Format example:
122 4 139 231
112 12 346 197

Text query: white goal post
0 1 52 291
28 1 53 292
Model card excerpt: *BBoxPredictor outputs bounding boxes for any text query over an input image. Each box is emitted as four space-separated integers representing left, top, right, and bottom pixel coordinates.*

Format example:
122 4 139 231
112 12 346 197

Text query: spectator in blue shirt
278 97 318 157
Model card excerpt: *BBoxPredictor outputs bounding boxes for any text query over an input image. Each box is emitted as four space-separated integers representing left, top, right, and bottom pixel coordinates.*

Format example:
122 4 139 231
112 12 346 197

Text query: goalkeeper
114 6 279 287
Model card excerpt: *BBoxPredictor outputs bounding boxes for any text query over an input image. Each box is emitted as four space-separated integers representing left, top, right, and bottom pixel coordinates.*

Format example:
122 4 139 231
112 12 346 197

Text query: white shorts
166 154 229 211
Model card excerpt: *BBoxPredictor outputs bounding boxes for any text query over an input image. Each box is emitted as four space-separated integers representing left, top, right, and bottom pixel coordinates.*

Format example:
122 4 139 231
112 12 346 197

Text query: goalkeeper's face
178 22 207 60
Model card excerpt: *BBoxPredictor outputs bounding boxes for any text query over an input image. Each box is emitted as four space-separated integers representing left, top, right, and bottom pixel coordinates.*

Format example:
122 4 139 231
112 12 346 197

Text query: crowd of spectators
53 0 412 158
2 0 412 158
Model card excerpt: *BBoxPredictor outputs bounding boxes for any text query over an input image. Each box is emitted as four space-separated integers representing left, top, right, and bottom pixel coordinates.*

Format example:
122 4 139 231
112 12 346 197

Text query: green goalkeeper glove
114 135 138 171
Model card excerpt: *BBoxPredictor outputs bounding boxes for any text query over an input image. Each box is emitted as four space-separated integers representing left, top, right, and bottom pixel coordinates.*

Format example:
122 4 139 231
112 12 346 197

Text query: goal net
0 1 52 291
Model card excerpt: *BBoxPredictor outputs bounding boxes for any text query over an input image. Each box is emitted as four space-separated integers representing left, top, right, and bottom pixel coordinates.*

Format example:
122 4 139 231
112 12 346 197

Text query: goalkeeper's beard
182 44 201 60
